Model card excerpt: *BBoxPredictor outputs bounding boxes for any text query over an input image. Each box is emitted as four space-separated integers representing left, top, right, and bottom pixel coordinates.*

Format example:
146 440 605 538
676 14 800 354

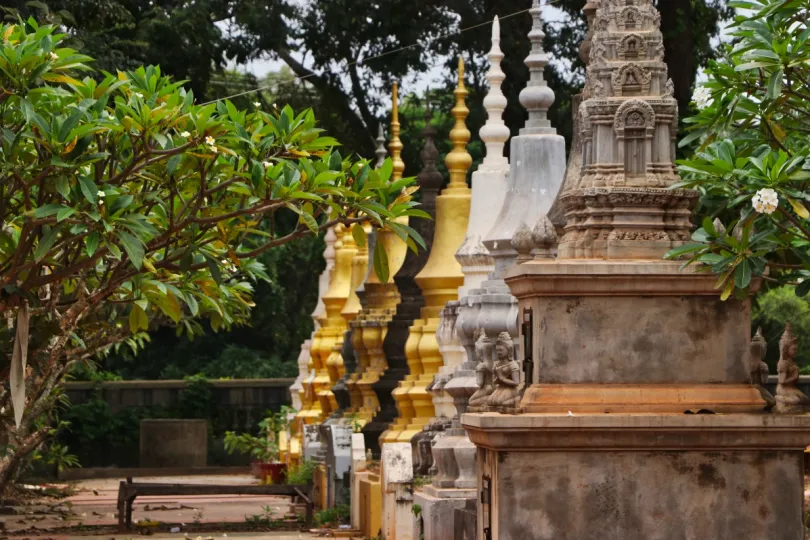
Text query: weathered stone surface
414 490 472 540
453 498 477 540
490 450 802 540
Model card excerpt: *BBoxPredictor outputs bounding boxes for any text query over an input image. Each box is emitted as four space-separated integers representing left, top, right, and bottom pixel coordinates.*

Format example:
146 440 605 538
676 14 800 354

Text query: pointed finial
375 124 387 168
479 16 510 170
519 0 556 135
445 57 472 190
389 81 405 181
418 88 443 194
755 327 764 339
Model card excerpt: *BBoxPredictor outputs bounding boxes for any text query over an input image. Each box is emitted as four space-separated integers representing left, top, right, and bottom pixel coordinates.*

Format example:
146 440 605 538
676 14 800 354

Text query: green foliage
0 18 423 493
314 504 350 527
753 285 810 372
223 406 295 463
666 0 810 298
286 458 316 485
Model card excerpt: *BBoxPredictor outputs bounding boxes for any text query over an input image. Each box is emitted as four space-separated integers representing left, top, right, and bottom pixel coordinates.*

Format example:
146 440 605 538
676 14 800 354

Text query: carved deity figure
469 331 494 407
775 324 809 414
749 327 775 411
487 332 521 408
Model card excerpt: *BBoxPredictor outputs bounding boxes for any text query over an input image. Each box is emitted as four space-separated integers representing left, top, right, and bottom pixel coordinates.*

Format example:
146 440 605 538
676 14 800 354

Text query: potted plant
224 407 294 484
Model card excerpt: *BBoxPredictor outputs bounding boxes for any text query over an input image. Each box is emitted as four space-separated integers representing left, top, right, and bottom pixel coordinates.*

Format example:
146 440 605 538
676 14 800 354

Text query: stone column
463 1 810 539
415 18 514 540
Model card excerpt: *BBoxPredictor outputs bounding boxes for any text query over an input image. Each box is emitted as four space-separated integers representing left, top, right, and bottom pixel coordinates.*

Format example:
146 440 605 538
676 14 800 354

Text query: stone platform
463 413 810 540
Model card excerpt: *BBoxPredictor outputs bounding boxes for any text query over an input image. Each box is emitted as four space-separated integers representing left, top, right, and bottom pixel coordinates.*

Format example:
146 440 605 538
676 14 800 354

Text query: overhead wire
202 0 567 105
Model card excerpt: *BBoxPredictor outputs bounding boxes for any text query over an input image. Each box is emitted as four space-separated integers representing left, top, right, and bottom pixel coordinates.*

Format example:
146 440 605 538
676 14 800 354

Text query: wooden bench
116 477 313 532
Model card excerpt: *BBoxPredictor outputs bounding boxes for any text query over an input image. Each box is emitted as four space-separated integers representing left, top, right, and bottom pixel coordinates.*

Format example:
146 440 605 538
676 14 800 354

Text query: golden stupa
347 81 409 426
296 224 358 428
383 58 472 443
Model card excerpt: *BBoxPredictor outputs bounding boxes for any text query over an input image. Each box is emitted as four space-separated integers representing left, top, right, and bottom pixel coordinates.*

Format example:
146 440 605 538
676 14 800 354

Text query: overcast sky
220 2 736 105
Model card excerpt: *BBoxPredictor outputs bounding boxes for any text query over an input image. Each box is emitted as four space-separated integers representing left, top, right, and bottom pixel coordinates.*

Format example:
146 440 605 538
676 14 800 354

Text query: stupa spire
520 0 555 135
375 124 387 168
389 81 405 180
479 16 509 170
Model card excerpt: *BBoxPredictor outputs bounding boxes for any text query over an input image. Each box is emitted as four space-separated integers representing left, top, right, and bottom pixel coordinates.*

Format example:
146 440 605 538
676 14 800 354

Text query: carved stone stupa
556 0 693 259
463 1 810 538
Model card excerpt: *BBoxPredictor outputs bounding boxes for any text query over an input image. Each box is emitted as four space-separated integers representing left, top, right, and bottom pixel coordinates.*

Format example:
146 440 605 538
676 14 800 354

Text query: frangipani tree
0 20 424 492
667 0 810 298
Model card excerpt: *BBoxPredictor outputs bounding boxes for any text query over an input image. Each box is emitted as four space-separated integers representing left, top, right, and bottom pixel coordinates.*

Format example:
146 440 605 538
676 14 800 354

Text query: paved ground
0 475 314 538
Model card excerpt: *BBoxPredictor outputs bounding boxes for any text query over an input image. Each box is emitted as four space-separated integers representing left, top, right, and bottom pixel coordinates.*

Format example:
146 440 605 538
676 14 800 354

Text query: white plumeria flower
205 136 215 145
272 103 278 109
49 51 58 61
253 101 261 108
97 190 106 198
263 161 271 167
180 131 191 138
692 86 712 109
752 188 779 215
133 92 143 99
210 145 218 154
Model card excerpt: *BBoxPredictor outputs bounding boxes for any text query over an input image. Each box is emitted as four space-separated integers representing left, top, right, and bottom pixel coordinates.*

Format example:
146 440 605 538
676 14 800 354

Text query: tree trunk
658 0 696 116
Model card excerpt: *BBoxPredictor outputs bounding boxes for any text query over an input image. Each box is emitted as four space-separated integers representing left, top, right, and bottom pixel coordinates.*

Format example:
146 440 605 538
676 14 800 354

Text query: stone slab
423 485 476 499
505 260 761 296
462 413 810 450
139 419 207 468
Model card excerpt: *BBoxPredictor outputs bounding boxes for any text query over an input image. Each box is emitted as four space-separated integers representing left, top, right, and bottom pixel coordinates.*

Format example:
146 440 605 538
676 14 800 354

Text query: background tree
666 0 810 299
0 20 423 494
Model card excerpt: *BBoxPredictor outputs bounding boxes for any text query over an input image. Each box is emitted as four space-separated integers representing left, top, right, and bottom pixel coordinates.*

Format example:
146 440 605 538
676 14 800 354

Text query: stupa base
463 413 810 540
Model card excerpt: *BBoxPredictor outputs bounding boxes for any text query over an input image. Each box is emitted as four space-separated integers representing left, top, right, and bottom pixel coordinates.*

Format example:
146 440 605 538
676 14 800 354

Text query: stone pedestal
464 414 810 540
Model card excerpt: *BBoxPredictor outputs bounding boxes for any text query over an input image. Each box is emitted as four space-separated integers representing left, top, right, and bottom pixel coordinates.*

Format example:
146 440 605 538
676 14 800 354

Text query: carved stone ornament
486 332 521 409
468 331 494 408
618 33 646 60
611 63 652 96
749 327 775 411
614 99 655 131
775 324 810 414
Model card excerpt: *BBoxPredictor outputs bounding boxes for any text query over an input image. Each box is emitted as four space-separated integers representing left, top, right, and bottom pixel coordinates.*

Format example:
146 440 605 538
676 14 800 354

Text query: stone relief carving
614 99 655 130
611 63 652 96
589 41 607 66
468 331 494 407
618 33 646 60
775 324 809 414
618 6 642 30
487 332 521 409
748 327 775 411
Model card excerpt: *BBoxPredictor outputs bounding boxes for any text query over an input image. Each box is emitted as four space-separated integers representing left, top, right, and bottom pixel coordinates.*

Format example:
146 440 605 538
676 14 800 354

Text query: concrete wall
64 378 294 433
